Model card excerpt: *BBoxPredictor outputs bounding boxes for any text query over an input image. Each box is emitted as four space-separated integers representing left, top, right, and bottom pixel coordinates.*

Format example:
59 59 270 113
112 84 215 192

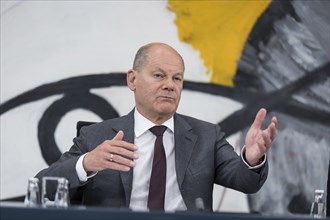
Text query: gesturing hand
83 130 138 173
244 108 278 166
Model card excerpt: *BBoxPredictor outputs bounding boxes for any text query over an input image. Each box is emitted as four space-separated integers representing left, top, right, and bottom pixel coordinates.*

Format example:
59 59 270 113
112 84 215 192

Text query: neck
135 108 173 125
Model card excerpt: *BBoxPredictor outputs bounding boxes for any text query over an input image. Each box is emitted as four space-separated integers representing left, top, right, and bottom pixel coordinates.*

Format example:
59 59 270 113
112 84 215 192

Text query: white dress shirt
129 109 187 211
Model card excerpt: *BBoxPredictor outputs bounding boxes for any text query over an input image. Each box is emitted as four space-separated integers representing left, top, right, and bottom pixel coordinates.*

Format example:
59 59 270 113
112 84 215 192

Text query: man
36 42 278 212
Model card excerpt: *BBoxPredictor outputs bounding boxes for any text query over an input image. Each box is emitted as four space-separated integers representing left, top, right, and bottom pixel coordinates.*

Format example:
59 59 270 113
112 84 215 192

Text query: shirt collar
134 108 174 138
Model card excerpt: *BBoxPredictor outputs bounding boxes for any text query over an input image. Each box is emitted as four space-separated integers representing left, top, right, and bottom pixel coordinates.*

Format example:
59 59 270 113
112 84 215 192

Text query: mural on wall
1 0 329 216
238 1 329 215
171 0 330 215
168 0 271 86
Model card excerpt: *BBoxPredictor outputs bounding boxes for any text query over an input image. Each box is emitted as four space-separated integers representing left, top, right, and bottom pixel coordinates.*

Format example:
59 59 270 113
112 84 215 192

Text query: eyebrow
153 68 166 74
153 68 184 76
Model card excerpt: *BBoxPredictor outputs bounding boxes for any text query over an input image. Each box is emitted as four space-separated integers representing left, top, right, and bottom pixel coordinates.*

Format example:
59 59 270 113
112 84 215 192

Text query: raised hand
83 130 138 173
244 108 278 166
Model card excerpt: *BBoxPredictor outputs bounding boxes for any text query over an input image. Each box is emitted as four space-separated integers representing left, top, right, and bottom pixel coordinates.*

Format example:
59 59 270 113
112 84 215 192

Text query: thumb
251 108 267 130
113 130 124 141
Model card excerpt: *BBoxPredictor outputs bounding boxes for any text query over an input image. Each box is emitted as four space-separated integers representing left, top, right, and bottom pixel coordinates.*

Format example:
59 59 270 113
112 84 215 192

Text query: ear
127 69 136 91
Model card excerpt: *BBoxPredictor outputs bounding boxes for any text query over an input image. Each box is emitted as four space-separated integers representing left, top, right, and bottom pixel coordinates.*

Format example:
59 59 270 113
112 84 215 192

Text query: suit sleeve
213 124 268 193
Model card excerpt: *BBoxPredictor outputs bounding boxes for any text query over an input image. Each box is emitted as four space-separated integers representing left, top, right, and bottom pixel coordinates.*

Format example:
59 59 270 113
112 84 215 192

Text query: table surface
0 202 327 220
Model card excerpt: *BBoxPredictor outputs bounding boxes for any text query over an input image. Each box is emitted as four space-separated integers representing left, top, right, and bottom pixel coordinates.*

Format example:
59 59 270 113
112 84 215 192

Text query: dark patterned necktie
148 125 167 210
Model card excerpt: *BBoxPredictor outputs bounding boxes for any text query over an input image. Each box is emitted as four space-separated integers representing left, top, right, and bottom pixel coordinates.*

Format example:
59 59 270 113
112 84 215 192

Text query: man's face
128 45 184 123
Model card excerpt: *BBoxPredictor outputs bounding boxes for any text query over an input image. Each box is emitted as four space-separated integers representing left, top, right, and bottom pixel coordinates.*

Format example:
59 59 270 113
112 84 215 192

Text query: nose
162 78 175 92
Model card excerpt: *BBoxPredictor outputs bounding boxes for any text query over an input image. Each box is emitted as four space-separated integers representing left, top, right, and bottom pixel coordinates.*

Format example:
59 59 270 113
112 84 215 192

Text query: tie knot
149 125 167 136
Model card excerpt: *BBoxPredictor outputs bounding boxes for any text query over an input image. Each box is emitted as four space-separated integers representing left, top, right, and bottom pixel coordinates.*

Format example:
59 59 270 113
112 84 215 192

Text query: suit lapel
174 114 197 188
112 109 135 207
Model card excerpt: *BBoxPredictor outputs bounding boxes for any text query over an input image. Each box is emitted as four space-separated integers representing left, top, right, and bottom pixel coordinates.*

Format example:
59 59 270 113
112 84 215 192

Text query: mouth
159 96 175 101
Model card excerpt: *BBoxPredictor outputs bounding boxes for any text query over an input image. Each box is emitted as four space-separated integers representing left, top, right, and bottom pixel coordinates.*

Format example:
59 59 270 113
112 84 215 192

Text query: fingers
262 131 272 149
104 137 137 152
102 130 138 169
251 108 267 130
106 153 136 172
258 116 278 153
113 130 124 141
83 130 138 173
244 109 279 165
252 108 278 140
106 160 133 172
266 116 278 141
105 143 139 164
257 116 278 148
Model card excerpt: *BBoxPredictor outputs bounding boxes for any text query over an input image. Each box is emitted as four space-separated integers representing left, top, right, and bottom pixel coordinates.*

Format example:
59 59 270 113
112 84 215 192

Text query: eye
174 76 183 82
153 73 164 79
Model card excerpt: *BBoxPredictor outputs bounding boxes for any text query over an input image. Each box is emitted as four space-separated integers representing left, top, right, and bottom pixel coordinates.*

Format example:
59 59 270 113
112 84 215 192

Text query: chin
157 106 176 116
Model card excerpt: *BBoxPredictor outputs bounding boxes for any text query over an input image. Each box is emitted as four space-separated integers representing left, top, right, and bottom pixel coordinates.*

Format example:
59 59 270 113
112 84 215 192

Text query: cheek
144 87 156 96
137 86 155 101
175 86 183 97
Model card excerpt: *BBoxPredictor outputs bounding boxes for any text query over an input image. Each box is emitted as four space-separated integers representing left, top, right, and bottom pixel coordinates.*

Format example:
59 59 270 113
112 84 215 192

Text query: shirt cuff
240 145 266 169
76 153 97 182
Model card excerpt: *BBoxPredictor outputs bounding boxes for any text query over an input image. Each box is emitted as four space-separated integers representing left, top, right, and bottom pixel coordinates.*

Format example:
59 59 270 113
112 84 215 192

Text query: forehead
147 46 184 73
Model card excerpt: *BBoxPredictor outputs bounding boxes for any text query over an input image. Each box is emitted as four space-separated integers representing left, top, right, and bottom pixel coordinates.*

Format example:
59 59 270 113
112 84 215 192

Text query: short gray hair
132 44 150 71
132 43 185 72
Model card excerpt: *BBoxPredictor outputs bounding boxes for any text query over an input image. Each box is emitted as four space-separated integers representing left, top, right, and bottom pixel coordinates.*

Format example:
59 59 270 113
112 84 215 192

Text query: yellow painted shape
168 0 270 87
